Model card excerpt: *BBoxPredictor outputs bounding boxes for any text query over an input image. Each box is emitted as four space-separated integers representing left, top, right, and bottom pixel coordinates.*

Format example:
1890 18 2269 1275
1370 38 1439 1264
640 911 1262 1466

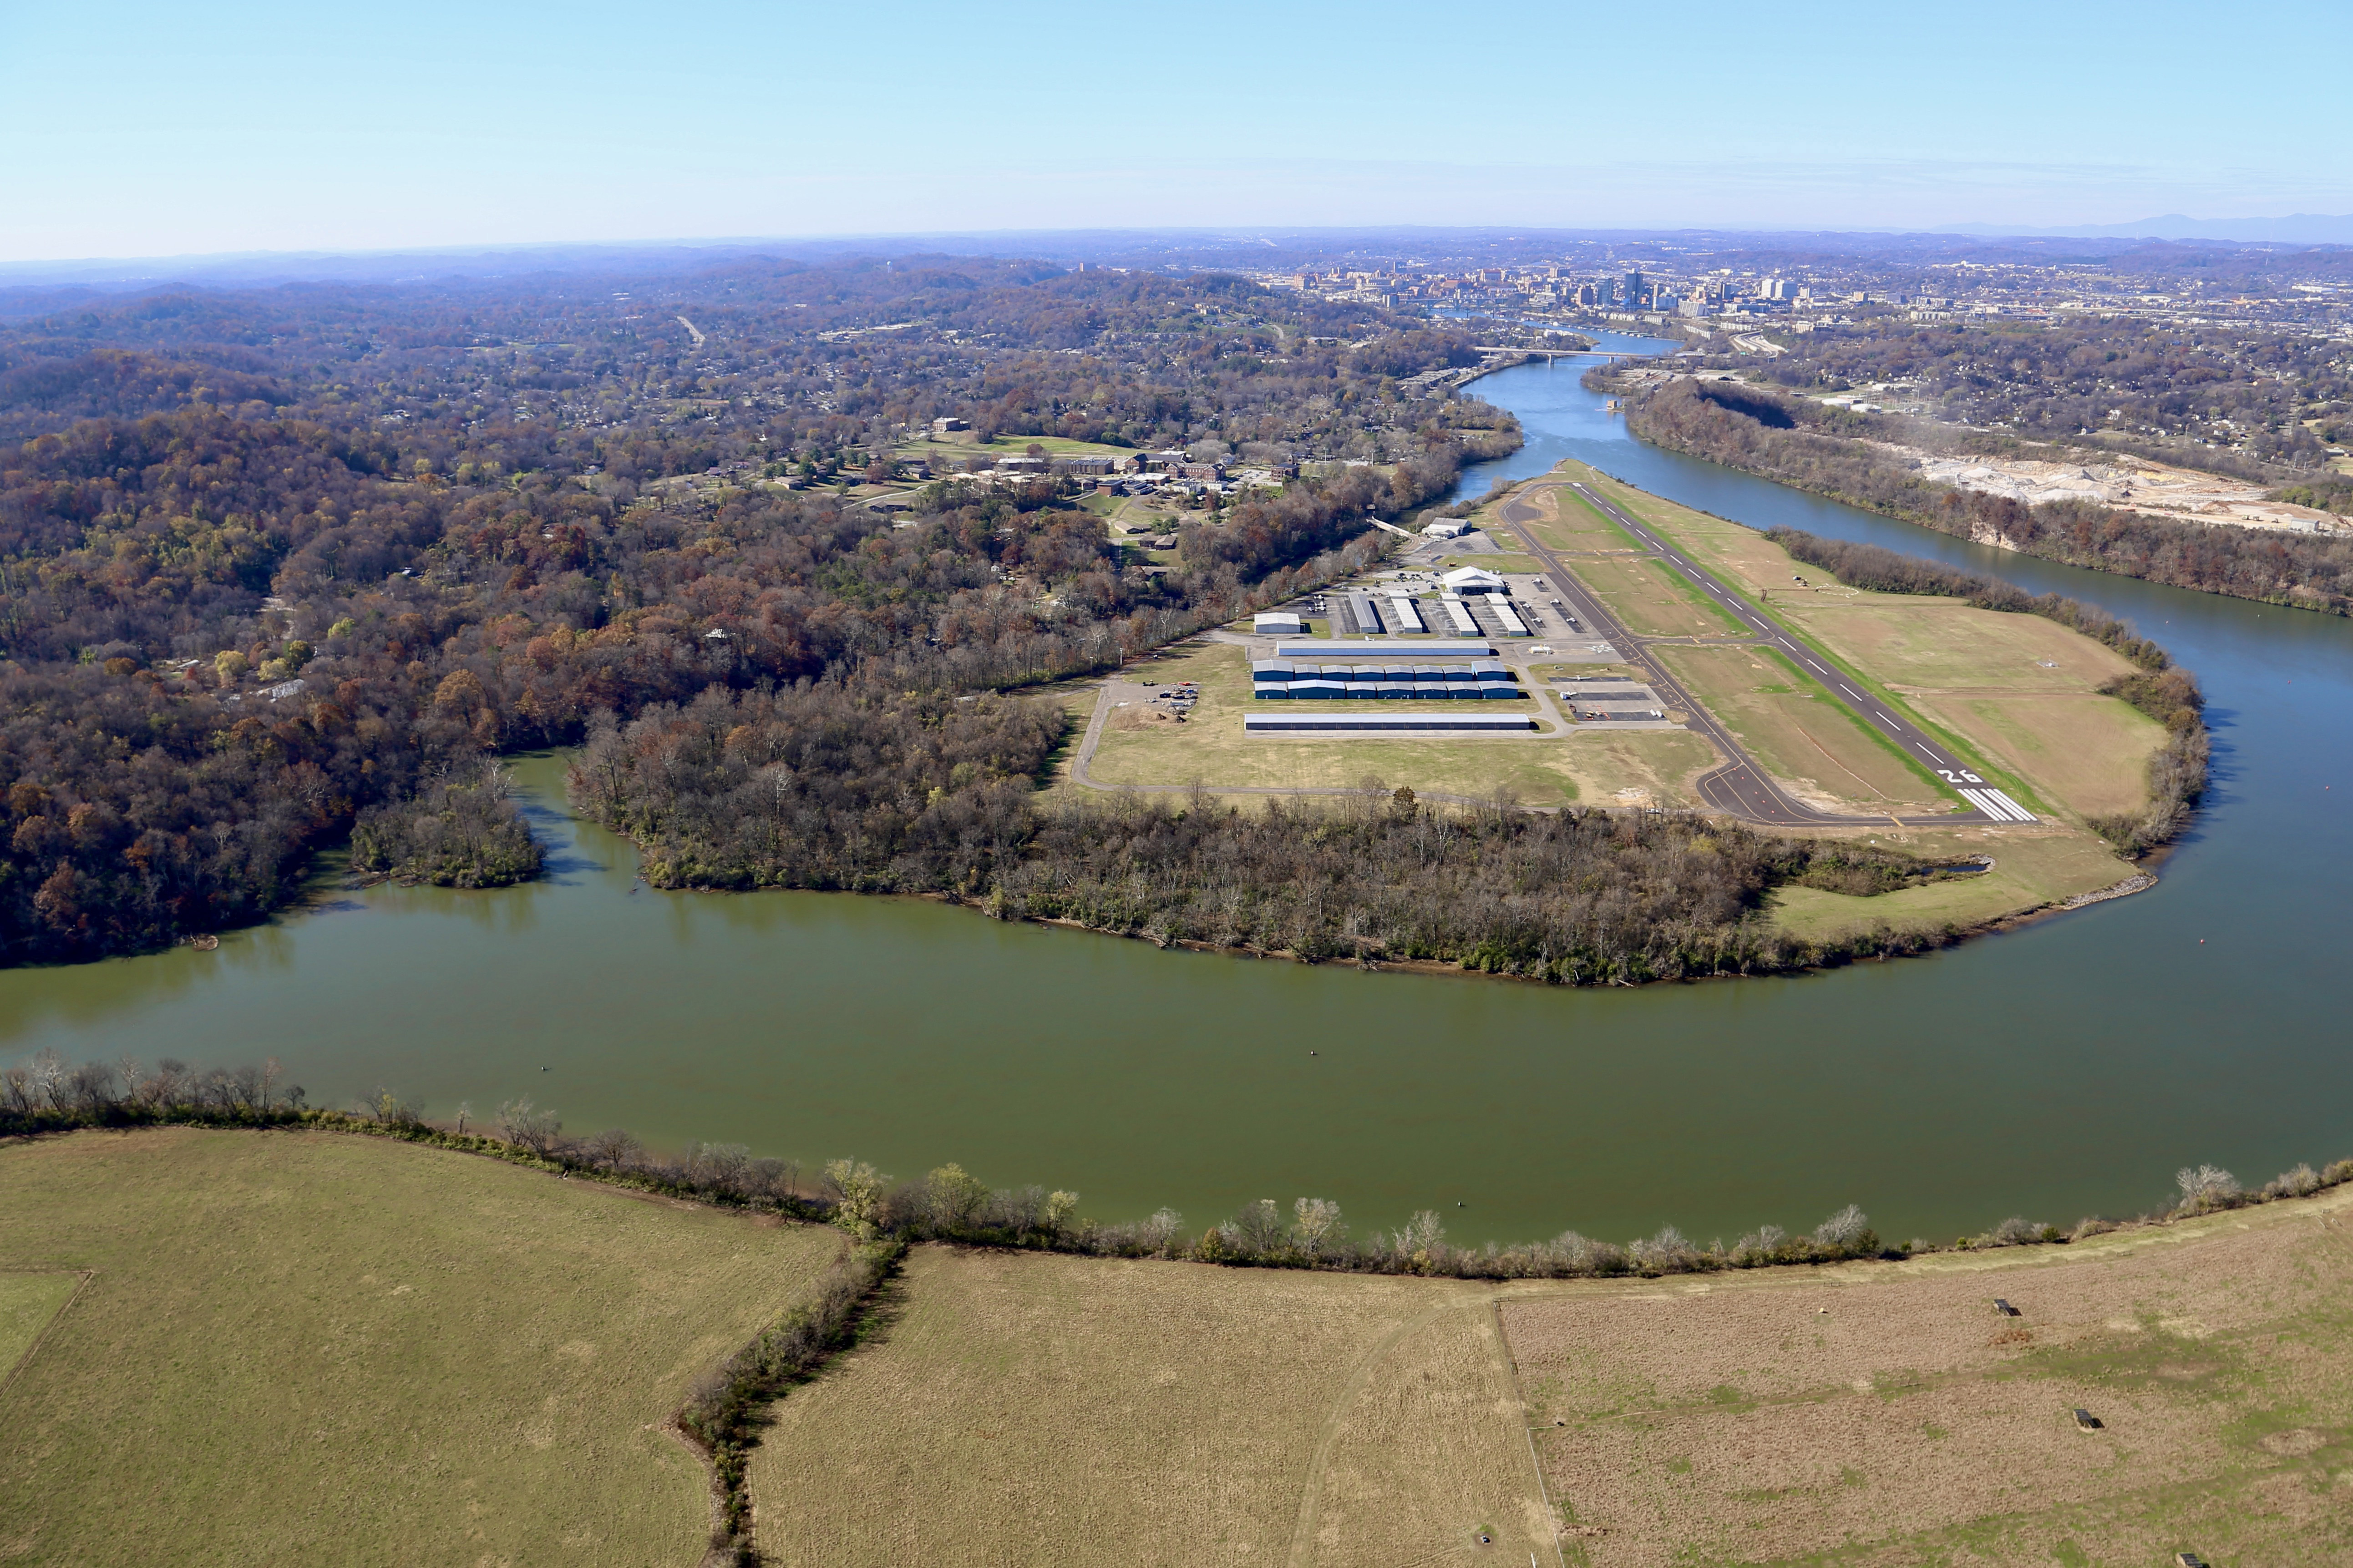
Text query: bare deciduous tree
497 1097 562 1155
1293 1197 1344 1258
2176 1163 2240 1210
1812 1204 1870 1250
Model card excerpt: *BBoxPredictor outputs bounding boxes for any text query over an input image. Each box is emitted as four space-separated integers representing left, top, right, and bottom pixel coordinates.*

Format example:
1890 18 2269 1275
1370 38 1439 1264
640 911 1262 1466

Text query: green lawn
1768 828 2135 938
0 1272 79 1381
0 1128 842 1567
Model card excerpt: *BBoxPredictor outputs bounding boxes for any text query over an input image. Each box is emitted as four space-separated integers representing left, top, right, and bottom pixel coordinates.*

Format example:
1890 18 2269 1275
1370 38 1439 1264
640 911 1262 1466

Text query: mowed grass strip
745 1246 1552 1568
1652 644 1950 816
1503 1184 2353 1567
1524 479 1646 553
1908 692 2166 819
1566 555 1744 639
0 1128 842 1568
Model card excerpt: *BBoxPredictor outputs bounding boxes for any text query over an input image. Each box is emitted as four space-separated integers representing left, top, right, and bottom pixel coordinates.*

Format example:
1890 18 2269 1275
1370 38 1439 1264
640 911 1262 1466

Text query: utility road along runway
1499 481 2026 830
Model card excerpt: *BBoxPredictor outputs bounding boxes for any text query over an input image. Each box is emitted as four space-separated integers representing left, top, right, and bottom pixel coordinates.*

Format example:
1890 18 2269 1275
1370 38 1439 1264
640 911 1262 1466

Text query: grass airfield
1079 463 2163 939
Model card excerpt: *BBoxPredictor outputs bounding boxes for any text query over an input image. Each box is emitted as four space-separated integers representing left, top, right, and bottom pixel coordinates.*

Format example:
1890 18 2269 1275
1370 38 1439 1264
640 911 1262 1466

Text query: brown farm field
745 1245 1554 1568
1507 1184 2353 1567
0 1128 842 1568
737 1189 2353 1568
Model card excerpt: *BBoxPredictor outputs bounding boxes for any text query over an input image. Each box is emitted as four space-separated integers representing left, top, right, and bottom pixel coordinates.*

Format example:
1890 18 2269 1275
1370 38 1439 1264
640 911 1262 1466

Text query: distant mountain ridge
1940 214 2353 244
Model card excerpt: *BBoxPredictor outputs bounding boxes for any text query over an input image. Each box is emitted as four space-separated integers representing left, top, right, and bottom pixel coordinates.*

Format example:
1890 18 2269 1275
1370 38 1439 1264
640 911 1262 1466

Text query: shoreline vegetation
7 1057 2343 1562
569 713 1987 985
1616 373 2353 615
1763 527 2211 855
346 759 543 887
6 1056 2332 1286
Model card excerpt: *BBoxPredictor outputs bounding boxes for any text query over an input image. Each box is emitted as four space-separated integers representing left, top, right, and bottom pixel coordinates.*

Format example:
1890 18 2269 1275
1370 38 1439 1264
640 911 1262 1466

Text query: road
1497 480 2031 830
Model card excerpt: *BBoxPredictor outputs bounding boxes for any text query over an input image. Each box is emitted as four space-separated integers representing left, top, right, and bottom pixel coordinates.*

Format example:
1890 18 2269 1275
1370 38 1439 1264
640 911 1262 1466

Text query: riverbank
1613 372 2353 615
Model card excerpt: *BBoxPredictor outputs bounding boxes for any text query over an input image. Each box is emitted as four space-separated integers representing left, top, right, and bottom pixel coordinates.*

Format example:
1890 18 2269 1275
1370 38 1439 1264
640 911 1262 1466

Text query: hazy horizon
5 0 2344 265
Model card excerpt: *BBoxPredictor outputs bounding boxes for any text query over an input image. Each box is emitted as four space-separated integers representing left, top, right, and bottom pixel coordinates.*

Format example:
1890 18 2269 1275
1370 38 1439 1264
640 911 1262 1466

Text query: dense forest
1624 376 2353 613
0 258 1518 961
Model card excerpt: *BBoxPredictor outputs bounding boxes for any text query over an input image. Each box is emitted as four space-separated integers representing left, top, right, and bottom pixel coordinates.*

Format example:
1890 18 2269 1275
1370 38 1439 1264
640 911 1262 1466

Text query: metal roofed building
1245 712 1533 733
1440 566 1506 594
1271 639 1493 661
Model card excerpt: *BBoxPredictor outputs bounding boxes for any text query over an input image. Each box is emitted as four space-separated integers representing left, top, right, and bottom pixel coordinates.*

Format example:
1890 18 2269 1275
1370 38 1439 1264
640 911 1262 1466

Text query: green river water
6 337 2348 1249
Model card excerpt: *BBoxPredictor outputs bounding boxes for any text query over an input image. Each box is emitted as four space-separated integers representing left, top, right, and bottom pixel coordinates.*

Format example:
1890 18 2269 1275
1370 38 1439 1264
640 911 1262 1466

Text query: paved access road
1499 480 2034 829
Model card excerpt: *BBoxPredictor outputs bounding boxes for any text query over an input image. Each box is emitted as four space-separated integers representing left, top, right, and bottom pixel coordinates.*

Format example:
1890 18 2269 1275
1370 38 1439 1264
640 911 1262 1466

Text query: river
4 333 2346 1251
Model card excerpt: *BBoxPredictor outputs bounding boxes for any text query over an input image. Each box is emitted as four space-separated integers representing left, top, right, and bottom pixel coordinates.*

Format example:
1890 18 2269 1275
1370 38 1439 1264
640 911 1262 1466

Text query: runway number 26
1937 768 1984 784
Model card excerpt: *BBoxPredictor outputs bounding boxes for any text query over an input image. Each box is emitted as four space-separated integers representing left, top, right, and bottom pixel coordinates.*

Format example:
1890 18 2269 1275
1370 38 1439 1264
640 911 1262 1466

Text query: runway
1497 480 2020 830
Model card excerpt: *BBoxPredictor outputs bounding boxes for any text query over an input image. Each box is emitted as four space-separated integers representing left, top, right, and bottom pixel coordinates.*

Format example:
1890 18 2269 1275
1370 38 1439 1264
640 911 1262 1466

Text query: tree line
571 701 1979 984
1628 376 2353 614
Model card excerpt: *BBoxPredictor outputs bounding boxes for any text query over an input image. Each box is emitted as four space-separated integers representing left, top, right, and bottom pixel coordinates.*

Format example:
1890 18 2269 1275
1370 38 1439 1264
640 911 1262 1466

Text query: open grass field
1505 1184 2353 1567
1765 828 2135 939
0 1272 79 1383
1567 555 1746 639
745 1246 1552 1568
1517 479 1646 553
894 433 1132 465
1653 643 1951 817
1081 642 1717 808
0 1128 842 1568
1909 692 2167 819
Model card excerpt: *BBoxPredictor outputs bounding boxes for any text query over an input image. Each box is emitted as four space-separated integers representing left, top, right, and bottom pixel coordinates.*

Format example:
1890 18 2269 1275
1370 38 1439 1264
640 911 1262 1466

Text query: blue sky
3 0 2343 261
